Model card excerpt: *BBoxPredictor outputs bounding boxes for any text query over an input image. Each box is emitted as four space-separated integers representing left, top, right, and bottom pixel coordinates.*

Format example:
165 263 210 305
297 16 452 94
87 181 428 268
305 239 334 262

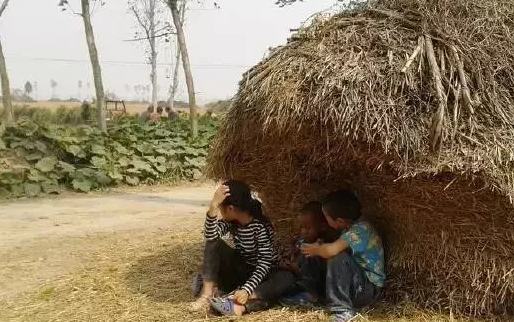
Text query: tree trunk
167 0 185 111
81 0 106 132
168 39 181 110
169 0 197 137
149 0 158 109
0 35 13 125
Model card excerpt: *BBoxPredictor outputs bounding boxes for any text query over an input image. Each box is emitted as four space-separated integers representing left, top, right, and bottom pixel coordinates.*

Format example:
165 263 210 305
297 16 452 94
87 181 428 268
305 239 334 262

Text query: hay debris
208 0 514 317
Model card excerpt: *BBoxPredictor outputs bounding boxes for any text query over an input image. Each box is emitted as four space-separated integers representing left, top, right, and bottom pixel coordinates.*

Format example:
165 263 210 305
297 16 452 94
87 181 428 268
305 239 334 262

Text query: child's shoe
330 310 357 322
279 292 317 308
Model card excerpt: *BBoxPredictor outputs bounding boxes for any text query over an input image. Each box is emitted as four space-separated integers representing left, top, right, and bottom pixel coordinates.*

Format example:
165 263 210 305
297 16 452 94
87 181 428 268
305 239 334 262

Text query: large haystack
207 0 514 317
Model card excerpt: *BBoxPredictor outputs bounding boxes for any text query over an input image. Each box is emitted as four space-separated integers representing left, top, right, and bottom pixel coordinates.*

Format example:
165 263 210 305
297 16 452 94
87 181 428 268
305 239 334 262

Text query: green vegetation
0 105 85 125
0 115 218 198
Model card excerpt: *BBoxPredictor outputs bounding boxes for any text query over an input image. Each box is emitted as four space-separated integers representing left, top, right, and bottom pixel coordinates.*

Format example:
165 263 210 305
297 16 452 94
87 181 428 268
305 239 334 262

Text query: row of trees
128 0 189 127
0 0 198 136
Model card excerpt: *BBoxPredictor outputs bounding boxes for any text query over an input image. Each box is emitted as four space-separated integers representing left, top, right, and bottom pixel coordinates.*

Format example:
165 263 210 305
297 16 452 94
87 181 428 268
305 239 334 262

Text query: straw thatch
207 0 514 317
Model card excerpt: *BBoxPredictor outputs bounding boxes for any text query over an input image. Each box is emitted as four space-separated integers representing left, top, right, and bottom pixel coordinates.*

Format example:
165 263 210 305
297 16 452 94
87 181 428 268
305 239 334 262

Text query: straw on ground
0 185 491 322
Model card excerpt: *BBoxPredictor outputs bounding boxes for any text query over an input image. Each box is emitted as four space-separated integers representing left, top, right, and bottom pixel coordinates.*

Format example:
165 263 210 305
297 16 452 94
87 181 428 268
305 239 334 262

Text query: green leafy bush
0 115 218 198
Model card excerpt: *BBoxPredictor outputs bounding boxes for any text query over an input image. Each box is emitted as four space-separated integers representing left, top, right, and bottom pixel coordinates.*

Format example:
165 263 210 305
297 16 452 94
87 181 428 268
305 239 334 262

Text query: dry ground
0 184 504 322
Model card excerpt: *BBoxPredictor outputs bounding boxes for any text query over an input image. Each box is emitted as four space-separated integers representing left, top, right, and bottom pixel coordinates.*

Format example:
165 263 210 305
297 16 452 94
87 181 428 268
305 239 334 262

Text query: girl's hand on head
208 185 230 216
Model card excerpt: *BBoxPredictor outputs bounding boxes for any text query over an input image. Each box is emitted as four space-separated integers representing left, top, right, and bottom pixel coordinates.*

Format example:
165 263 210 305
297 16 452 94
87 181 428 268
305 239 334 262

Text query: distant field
8 101 151 115
1 101 201 115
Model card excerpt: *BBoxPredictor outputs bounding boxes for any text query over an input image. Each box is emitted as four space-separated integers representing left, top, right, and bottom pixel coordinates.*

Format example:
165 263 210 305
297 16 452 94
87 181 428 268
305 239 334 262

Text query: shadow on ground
125 239 203 303
123 237 487 322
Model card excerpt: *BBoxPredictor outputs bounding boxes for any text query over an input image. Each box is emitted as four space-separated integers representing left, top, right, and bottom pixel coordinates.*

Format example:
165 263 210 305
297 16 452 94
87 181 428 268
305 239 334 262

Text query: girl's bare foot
232 303 246 316
188 296 211 312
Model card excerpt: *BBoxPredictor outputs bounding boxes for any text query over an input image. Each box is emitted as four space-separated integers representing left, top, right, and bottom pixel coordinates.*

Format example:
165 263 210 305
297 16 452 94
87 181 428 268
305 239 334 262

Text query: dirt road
0 184 212 300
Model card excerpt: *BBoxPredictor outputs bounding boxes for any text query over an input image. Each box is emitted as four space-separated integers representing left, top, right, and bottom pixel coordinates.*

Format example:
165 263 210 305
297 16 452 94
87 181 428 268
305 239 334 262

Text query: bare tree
0 0 13 125
129 0 170 109
33 81 38 100
166 0 197 137
50 79 58 99
78 80 83 100
24 81 33 98
59 0 107 132
167 0 185 111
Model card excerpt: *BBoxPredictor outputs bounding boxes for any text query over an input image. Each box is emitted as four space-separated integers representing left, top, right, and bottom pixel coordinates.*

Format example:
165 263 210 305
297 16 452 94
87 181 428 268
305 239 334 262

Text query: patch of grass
38 286 55 301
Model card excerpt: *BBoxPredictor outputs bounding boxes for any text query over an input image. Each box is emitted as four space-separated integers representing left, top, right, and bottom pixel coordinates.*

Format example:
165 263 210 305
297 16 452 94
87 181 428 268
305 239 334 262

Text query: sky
0 0 340 104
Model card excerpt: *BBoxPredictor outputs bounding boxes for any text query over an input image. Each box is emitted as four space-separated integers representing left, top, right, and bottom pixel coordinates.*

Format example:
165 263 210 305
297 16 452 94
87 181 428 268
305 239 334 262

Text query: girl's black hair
221 180 271 225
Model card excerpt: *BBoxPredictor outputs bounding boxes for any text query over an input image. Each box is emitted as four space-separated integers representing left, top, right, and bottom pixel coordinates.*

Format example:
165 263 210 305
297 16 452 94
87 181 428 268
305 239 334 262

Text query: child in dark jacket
281 201 338 305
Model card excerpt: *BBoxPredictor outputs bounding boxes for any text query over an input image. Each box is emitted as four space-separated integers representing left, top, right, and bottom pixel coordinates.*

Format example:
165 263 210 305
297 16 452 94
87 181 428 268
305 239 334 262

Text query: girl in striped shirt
190 180 294 315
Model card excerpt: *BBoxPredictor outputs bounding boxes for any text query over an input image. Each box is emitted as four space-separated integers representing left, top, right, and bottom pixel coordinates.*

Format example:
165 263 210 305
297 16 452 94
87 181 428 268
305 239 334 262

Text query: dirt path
0 184 213 300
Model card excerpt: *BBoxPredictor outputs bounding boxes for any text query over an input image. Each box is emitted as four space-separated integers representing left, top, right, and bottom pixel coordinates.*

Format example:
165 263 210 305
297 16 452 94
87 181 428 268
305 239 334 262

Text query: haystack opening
208 0 514 317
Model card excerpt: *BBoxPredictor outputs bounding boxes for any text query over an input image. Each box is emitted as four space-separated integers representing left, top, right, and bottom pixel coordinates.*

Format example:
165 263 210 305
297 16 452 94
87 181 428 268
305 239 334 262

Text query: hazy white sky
0 0 339 104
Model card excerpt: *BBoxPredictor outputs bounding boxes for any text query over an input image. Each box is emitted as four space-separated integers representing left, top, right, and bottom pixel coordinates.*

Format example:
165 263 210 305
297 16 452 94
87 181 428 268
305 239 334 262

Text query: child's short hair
300 201 326 224
321 190 361 221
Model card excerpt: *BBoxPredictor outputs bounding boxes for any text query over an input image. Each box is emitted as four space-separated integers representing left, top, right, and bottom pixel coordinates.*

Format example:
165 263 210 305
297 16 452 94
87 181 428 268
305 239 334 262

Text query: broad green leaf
72 178 93 192
35 157 58 173
24 183 41 197
0 187 10 198
95 171 112 185
108 171 123 180
192 169 203 180
155 129 171 137
76 168 97 178
11 140 34 150
35 141 47 153
125 176 140 186
0 173 23 185
113 143 130 155
58 161 75 173
130 159 153 172
27 170 49 182
91 144 106 155
41 182 62 194
155 156 166 164
25 153 43 161
135 143 154 154
47 172 64 181
155 164 167 173
66 144 83 157
117 156 131 167
143 156 157 163
155 148 176 156
184 147 200 156
0 139 6 150
91 156 107 168
10 184 24 196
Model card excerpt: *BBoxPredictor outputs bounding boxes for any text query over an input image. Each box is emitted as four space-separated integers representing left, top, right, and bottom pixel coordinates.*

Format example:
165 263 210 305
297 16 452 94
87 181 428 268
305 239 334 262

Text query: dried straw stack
207 0 514 317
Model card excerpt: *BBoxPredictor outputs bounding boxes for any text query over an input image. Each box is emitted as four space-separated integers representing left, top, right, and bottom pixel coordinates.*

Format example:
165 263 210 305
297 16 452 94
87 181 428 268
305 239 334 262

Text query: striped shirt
204 216 279 294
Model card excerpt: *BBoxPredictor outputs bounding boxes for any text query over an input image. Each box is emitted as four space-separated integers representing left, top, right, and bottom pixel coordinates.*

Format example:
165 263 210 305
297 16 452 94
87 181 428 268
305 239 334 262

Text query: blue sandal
210 297 237 316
